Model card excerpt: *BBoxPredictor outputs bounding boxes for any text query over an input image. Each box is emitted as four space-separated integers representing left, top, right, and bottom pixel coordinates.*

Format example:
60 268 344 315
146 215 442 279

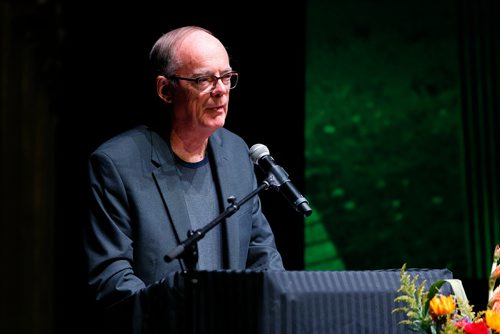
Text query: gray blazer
84 125 284 308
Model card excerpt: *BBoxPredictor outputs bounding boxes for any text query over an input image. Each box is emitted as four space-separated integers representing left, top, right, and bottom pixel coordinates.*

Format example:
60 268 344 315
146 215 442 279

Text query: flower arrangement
393 245 500 333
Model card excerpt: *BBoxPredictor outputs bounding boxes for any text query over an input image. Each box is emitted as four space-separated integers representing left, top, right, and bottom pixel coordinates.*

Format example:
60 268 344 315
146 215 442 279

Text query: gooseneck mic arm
249 144 312 217
164 180 270 271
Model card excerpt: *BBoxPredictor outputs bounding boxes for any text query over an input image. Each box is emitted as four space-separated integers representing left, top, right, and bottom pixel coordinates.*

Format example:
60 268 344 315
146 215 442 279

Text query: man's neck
170 129 209 163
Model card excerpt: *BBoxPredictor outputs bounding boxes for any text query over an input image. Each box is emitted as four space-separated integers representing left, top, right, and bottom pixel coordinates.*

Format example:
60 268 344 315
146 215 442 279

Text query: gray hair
149 26 213 77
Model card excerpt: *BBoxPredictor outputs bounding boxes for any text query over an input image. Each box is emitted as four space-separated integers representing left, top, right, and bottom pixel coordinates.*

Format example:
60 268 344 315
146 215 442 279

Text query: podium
146 269 453 334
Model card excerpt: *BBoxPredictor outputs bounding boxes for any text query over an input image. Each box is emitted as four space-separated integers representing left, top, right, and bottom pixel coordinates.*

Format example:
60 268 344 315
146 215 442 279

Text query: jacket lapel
148 127 241 269
149 130 192 246
209 132 241 269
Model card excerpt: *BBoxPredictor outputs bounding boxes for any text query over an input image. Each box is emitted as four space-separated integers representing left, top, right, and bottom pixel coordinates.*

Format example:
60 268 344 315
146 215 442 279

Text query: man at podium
82 25 284 333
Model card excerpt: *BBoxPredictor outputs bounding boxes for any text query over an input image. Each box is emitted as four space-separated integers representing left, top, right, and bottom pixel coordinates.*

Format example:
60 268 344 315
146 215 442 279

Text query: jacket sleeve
84 151 146 308
245 193 286 271
243 151 285 271
84 148 187 334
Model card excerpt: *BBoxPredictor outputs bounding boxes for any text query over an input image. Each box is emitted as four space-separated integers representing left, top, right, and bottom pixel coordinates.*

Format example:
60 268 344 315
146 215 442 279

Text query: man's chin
206 115 226 129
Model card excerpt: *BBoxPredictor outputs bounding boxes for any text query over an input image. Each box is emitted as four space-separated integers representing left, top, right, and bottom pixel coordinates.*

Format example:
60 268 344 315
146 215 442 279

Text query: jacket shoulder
90 125 153 161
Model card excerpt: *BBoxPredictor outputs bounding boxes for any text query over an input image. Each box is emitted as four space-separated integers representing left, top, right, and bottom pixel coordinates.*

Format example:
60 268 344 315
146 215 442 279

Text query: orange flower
485 310 500 332
429 294 456 316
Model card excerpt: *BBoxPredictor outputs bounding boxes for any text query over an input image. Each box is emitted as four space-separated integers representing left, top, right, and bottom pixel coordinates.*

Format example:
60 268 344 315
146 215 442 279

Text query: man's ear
156 75 173 103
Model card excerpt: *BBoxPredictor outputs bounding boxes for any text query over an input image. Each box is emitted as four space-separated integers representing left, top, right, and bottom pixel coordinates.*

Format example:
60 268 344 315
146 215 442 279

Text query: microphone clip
265 168 288 189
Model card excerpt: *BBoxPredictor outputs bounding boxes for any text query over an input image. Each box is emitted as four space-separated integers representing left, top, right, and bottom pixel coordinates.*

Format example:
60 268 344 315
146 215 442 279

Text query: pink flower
491 265 500 281
494 244 500 262
454 318 470 329
489 245 500 310
489 285 500 311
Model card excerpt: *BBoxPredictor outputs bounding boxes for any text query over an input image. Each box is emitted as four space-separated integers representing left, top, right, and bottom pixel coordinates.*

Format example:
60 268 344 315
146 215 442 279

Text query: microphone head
249 144 270 164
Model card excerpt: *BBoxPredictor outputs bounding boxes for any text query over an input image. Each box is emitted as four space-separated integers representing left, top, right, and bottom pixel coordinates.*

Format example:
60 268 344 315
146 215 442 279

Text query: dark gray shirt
175 155 223 270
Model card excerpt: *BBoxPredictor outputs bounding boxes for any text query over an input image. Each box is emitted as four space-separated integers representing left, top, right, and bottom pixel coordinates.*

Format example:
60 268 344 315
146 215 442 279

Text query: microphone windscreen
249 144 270 164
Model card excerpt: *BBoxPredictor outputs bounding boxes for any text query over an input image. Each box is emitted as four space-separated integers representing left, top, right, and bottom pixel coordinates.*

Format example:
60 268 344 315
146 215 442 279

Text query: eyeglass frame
167 71 239 92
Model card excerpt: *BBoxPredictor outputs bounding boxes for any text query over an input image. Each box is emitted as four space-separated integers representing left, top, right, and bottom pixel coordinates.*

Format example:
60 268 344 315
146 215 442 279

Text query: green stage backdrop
305 0 468 276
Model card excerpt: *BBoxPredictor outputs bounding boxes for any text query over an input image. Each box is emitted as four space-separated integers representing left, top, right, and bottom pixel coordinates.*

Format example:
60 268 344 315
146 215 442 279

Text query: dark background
55 1 306 268
1 1 304 333
1 0 500 333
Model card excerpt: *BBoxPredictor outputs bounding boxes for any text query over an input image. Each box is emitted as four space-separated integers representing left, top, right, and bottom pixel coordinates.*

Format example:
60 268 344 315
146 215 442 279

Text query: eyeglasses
168 71 239 93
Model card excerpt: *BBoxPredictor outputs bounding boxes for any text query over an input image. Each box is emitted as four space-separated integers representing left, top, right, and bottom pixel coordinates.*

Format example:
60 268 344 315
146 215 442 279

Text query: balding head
149 26 227 78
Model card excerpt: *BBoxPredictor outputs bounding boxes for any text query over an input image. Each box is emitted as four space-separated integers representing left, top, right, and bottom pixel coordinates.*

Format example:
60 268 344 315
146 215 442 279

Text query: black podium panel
176 269 453 334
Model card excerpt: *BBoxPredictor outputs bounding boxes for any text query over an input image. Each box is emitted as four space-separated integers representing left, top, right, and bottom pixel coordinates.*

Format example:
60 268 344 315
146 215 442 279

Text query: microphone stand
163 180 270 334
164 180 270 272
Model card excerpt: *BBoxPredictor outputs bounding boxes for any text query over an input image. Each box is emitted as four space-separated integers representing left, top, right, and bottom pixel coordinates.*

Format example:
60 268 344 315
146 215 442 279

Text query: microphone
249 144 312 217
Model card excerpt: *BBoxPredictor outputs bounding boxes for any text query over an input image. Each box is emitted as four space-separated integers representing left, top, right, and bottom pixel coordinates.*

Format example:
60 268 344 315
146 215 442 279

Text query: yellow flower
429 294 456 317
485 309 500 331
